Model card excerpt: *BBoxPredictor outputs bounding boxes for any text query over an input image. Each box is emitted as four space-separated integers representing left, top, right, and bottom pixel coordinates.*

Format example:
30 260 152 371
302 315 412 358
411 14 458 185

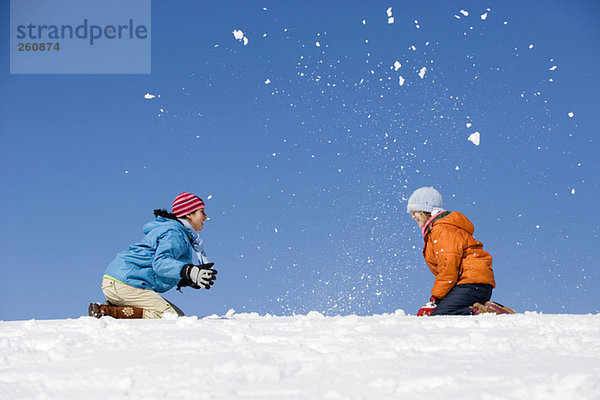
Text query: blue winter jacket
104 216 194 293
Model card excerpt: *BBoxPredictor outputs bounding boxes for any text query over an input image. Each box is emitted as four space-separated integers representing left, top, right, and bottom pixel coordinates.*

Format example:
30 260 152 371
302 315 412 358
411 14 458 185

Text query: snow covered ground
1 312 599 400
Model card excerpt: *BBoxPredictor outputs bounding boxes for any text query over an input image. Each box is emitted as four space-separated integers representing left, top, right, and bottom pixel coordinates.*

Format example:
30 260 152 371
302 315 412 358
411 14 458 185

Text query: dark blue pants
430 283 493 316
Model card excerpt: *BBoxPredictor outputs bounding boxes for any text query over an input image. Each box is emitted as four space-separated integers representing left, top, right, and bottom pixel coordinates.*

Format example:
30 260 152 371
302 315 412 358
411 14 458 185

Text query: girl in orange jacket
407 187 512 315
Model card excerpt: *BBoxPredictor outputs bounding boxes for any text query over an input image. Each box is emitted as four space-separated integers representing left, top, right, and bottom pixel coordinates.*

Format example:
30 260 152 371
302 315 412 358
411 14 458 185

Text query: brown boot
470 302 495 315
88 303 104 318
484 301 516 314
471 301 516 315
88 303 144 319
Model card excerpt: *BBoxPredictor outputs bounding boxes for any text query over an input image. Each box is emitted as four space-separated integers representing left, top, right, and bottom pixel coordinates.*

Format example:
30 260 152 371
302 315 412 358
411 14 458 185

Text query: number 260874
18 42 61 52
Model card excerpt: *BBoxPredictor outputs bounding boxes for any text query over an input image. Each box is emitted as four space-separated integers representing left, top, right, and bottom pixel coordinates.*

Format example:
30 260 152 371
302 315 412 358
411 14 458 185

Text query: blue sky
1 1 599 320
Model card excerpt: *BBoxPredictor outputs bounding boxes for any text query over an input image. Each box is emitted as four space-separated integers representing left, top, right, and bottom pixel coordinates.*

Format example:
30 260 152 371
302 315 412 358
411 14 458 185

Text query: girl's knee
142 303 178 319
142 309 164 319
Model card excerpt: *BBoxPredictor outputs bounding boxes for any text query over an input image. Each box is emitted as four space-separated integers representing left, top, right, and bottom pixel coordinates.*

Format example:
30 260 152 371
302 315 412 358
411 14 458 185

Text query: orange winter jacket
422 211 495 299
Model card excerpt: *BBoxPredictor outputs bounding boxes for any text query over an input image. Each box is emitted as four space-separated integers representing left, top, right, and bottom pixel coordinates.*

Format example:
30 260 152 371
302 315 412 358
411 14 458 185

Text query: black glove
179 263 217 290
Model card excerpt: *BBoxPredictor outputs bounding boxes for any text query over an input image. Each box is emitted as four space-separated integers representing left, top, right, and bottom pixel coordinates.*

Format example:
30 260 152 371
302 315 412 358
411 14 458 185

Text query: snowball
468 131 481 146
232 30 244 40
233 30 248 45
386 8 394 24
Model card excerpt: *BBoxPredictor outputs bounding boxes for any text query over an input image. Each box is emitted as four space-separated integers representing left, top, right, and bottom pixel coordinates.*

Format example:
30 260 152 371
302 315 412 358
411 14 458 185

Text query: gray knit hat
406 187 444 215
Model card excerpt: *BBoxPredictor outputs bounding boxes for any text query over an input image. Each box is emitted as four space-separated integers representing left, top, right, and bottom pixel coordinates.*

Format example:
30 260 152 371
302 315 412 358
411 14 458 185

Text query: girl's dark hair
153 209 180 222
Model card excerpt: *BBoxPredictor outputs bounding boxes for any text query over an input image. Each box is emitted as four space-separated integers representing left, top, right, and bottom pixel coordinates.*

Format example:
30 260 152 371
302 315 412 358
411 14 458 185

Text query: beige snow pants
101 277 184 319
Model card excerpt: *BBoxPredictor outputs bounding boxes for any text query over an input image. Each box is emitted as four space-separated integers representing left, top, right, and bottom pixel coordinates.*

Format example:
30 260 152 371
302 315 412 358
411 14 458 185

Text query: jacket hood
434 211 474 235
143 216 189 235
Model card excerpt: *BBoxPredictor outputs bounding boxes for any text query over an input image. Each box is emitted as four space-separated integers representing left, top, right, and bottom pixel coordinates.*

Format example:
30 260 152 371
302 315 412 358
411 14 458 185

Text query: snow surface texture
1 313 599 399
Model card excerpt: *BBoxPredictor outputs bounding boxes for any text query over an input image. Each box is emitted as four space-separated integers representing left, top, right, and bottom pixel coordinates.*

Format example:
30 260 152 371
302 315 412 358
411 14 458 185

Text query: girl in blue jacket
89 192 217 319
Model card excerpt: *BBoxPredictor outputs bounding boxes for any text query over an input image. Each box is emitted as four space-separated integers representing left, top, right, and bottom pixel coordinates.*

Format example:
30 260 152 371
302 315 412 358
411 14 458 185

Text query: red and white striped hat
172 192 205 217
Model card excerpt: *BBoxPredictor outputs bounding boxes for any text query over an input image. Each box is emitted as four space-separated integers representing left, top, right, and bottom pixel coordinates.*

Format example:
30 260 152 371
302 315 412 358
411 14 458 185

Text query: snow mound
1 313 599 399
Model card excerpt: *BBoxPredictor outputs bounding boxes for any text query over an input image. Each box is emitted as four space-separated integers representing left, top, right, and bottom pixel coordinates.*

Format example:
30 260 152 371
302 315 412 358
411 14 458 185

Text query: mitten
417 296 439 316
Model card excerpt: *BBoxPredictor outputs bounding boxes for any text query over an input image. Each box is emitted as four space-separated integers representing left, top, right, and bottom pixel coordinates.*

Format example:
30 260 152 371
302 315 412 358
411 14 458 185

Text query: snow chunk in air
418 67 427 79
468 132 481 146
144 93 156 99
233 30 244 40
387 7 394 24
233 30 249 45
